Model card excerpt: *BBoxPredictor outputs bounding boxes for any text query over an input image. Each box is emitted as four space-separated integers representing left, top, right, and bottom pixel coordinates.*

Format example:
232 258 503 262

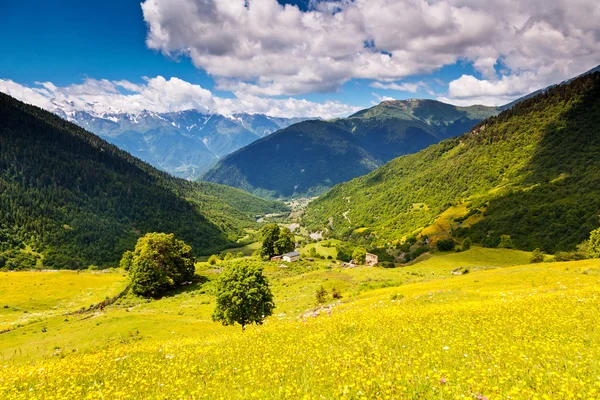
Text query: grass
298 239 341 259
2 248 599 399
413 246 532 270
220 241 262 257
1 247 529 365
0 270 128 331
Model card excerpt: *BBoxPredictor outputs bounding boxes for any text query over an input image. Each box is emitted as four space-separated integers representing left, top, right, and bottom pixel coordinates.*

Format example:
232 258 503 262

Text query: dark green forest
304 72 600 253
0 93 287 269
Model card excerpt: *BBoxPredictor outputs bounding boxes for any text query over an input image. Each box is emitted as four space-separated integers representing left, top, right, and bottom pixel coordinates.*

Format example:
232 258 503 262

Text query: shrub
331 287 342 299
462 237 472 250
498 235 514 249
530 248 545 263
554 251 584 262
436 239 456 252
208 254 221 265
587 228 600 258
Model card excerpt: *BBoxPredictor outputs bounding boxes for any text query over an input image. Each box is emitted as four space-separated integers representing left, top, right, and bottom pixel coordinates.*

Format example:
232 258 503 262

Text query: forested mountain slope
202 100 498 198
0 93 286 269
303 71 600 253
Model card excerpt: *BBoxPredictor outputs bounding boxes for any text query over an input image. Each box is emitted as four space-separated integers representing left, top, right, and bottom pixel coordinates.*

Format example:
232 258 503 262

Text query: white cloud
370 81 430 93
141 0 600 103
371 92 395 105
440 73 538 106
0 77 359 119
0 79 56 110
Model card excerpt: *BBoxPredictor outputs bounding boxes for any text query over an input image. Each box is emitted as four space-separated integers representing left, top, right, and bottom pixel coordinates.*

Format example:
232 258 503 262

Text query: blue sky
1 0 598 117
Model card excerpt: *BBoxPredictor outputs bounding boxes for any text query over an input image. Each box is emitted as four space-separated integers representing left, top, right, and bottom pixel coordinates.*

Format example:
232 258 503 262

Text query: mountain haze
64 109 308 180
202 100 498 198
0 93 287 269
303 70 600 253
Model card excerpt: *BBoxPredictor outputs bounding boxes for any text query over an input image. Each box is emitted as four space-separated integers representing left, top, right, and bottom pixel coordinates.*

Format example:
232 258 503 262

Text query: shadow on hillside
154 274 211 300
466 72 600 253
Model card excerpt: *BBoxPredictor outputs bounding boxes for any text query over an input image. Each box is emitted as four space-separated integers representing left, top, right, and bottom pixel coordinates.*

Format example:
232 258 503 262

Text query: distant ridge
202 99 498 198
64 109 311 180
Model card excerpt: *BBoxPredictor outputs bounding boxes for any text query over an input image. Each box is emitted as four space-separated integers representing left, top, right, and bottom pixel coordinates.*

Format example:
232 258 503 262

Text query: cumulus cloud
141 0 600 103
0 77 359 118
437 73 541 106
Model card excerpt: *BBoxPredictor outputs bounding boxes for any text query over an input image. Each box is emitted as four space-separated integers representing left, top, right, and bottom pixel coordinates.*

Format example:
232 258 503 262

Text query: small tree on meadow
315 285 328 304
212 261 274 331
127 233 195 297
462 237 472 251
352 247 367 264
587 228 600 258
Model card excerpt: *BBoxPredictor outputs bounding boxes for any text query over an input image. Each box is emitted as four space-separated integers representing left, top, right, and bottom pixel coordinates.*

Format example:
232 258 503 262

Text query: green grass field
2 248 599 399
1 247 531 365
0 270 128 331
298 239 341 259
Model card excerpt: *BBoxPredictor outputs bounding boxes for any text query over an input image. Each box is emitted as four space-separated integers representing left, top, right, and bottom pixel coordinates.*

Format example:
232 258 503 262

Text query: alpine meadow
1 0 600 399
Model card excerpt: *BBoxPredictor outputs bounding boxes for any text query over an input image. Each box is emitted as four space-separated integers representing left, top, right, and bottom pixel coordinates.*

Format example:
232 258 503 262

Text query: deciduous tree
128 233 195 297
212 261 274 330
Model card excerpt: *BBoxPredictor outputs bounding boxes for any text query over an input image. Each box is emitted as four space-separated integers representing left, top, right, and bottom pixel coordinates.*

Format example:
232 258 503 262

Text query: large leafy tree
259 224 295 258
212 261 274 330
127 233 195 297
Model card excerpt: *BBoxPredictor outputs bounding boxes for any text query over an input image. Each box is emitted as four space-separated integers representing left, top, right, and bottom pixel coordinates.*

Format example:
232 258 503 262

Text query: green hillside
202 100 498 199
0 93 287 269
303 71 600 253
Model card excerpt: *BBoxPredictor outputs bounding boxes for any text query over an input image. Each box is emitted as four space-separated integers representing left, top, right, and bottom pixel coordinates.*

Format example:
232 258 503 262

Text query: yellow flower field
1 261 599 399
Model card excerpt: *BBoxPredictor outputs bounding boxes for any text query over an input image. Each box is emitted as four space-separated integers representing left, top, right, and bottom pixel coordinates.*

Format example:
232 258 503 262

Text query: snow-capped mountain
58 107 310 180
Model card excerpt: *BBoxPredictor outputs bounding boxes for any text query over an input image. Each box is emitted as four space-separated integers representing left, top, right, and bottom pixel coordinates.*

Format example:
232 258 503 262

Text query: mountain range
61 108 308 180
201 100 499 198
0 93 287 269
303 70 600 253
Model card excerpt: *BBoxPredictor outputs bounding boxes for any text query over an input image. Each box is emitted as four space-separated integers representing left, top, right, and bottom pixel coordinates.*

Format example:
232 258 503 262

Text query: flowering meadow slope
2 260 599 399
